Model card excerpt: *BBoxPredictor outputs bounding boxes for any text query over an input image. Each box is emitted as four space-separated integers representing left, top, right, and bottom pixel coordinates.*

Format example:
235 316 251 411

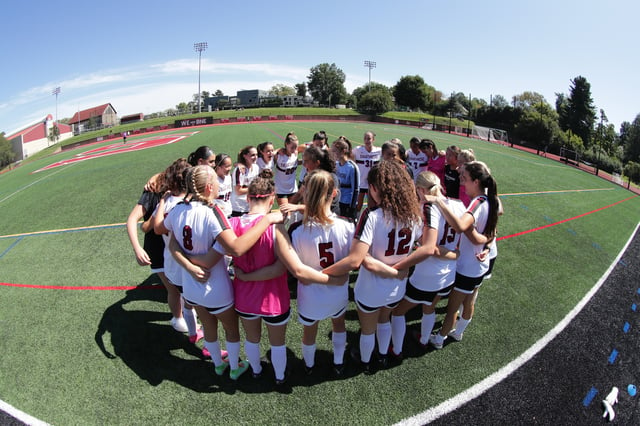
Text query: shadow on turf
94 274 453 394
94 275 235 394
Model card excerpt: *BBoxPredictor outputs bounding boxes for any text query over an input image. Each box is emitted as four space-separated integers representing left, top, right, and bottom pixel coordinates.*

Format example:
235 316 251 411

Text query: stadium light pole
194 42 208 114
363 60 376 91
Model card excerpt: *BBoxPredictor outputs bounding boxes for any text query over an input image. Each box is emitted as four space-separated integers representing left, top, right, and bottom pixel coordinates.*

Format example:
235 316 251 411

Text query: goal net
471 125 509 143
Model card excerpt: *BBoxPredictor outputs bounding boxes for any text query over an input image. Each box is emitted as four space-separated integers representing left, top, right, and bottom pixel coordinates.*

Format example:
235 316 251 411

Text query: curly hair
164 158 190 194
367 160 421 226
367 161 420 225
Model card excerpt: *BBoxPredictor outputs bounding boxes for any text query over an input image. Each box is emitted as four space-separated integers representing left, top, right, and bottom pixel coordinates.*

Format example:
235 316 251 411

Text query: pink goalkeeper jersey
229 213 290 316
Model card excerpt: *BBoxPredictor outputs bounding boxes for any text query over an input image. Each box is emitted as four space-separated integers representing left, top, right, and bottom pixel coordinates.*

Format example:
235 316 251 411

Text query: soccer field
1 120 639 425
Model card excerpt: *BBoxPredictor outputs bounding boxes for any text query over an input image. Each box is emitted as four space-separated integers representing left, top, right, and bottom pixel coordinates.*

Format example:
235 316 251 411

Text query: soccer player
353 131 381 212
323 161 422 374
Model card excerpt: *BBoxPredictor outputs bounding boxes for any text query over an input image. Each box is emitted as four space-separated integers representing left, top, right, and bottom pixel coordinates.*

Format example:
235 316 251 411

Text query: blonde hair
303 170 335 226
458 149 476 165
415 171 444 197
185 165 216 204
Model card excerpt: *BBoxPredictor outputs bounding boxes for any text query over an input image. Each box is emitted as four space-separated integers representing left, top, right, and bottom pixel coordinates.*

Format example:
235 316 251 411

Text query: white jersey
289 215 354 320
257 157 273 172
410 198 466 291
164 201 233 308
456 195 490 278
353 207 422 307
274 150 299 194
353 145 381 189
152 194 184 285
406 149 429 179
230 163 260 213
214 174 232 217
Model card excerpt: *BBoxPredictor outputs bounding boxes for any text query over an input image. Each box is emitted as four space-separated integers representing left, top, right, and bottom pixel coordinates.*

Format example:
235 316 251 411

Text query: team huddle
126 130 501 385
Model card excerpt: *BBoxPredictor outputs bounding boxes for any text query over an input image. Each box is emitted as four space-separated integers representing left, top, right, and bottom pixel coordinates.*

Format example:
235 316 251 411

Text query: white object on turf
602 386 618 422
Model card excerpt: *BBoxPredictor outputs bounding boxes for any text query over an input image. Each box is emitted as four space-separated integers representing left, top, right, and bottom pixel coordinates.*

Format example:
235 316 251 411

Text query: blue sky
1 0 638 135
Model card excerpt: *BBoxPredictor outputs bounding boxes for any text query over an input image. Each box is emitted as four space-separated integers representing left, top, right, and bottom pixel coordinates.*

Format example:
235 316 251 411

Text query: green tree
0 132 15 167
513 91 546 110
295 83 307 97
623 161 640 184
307 63 348 106
357 88 394 115
214 89 224 96
622 113 640 163
48 124 60 143
352 82 391 108
558 76 596 148
392 75 432 111
270 84 295 97
491 94 509 108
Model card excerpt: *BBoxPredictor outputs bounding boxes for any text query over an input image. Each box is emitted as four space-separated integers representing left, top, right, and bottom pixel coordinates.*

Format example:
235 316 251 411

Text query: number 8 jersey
353 207 422 307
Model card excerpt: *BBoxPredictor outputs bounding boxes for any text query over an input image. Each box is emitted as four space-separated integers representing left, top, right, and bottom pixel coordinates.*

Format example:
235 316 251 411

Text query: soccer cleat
377 354 389 369
229 361 250 380
429 333 445 350
188 328 204 344
361 361 374 375
170 316 188 333
332 362 346 377
214 358 230 376
448 329 464 342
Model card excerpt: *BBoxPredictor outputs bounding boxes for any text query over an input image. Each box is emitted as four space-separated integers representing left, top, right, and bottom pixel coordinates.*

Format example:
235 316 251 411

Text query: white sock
226 341 240 370
204 340 223 367
421 313 436 344
183 307 198 336
458 304 464 319
456 317 471 334
302 343 316 368
245 341 262 374
332 331 347 365
376 322 391 356
271 345 287 381
390 315 405 355
360 333 375 363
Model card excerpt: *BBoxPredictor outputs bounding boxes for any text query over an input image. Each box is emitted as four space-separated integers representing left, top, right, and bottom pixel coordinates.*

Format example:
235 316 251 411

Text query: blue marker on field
628 384 637 397
632 303 637 312
583 387 598 406
609 349 618 364
623 322 630 333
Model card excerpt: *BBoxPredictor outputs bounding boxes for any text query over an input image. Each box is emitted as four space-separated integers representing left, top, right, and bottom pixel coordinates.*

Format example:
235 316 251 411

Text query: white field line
395 221 640 425
0 164 71 205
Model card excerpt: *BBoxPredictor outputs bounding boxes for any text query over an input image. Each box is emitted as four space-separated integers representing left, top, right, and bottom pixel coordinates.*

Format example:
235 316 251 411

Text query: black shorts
143 232 165 270
277 193 295 199
355 298 400 313
485 257 497 277
404 282 453 305
237 308 291 326
453 272 484 294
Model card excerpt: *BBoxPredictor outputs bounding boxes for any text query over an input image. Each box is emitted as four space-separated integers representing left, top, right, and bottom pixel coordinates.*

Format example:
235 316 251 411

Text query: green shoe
229 361 250 381
214 359 229 376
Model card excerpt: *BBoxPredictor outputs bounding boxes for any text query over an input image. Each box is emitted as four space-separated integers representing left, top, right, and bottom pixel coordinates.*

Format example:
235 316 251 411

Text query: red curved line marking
498 195 638 241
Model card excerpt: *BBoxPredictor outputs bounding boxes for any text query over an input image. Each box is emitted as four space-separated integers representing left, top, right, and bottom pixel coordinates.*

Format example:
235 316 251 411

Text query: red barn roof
68 103 116 124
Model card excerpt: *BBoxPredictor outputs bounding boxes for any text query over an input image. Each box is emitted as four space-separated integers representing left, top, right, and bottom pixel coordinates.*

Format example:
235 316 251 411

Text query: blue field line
582 387 598 407
0 237 24 259
0 223 126 240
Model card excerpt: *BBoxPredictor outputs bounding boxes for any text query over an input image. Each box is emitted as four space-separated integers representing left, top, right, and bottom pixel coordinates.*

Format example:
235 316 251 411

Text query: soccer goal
471 125 509 144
